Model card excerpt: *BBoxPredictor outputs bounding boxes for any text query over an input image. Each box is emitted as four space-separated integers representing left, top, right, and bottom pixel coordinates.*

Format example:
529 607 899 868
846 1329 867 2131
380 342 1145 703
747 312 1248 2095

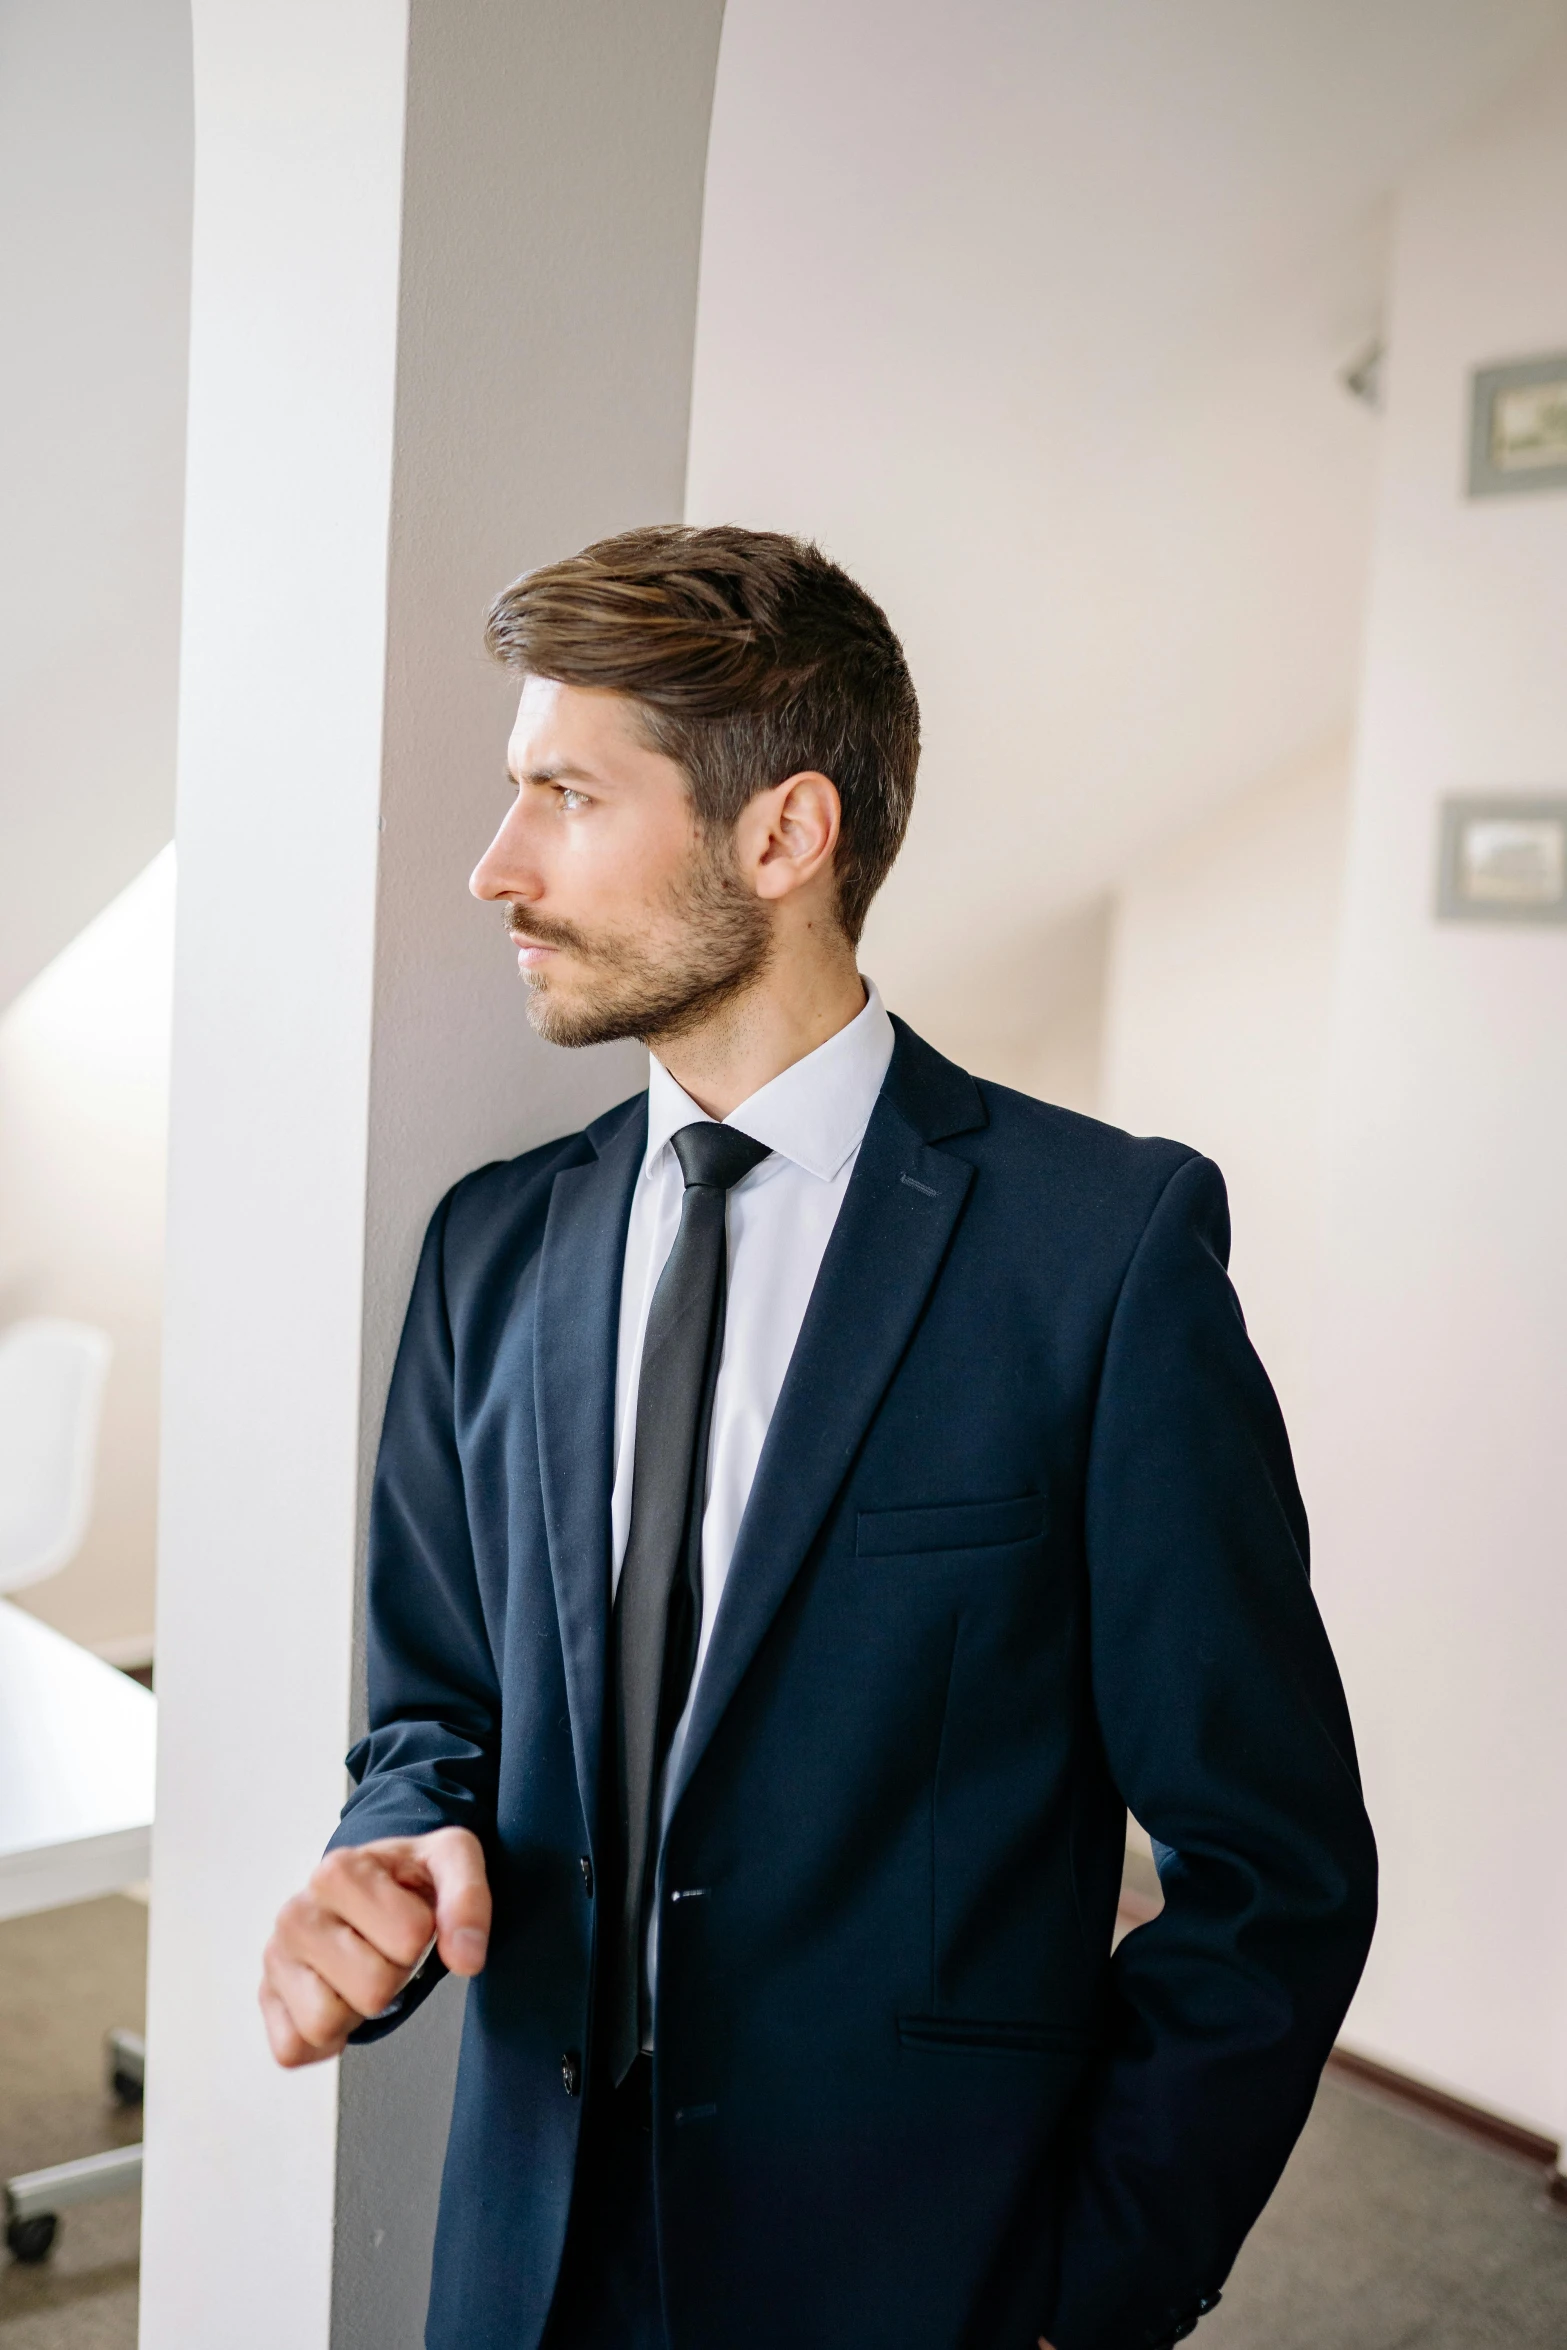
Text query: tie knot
671 1121 771 1194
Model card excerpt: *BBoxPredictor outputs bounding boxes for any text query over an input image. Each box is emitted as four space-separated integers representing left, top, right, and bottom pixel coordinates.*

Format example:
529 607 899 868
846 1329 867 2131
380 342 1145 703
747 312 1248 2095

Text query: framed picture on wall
1467 353 1567 497
1436 794 1567 925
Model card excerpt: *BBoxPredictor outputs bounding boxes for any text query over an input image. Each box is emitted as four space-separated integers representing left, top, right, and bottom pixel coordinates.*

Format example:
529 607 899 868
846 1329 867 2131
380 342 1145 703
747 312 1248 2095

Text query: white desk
0 1596 155 1921
0 1596 155 2260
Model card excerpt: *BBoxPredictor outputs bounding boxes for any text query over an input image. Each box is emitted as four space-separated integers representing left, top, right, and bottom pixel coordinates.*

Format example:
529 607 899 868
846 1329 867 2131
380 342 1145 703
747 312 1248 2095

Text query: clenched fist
260 1827 491 2067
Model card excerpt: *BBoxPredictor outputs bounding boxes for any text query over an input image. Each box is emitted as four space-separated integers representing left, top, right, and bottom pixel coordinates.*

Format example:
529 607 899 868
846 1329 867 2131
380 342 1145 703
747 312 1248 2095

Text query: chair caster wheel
6 2212 58 2263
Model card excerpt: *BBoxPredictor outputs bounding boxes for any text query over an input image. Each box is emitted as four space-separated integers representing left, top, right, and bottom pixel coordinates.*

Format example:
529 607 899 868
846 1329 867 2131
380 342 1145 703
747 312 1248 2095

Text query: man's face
470 676 770 1049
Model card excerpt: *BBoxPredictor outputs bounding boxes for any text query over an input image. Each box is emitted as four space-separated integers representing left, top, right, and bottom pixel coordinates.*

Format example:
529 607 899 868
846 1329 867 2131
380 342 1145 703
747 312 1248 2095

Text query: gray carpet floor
0 1898 144 2350
1 1896 1563 2347
1206 2071 1567 2349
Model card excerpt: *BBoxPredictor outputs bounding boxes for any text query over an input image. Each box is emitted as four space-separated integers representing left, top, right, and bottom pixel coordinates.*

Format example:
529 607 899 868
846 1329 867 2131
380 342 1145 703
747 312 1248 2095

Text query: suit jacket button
561 2051 582 2097
579 1856 594 1898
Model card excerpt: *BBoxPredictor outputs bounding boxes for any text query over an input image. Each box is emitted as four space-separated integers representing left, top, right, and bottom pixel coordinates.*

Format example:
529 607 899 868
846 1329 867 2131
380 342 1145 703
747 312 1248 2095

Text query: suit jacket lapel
667 1024 986 1816
533 1094 645 1850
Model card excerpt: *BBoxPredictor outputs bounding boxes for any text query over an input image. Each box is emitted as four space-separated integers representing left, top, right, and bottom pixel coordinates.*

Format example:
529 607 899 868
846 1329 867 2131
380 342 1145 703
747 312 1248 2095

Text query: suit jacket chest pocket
855 1492 1047 1562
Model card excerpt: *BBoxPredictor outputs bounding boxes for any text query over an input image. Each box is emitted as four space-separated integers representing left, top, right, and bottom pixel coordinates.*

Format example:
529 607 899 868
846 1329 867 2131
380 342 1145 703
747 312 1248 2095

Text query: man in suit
260 525 1376 2350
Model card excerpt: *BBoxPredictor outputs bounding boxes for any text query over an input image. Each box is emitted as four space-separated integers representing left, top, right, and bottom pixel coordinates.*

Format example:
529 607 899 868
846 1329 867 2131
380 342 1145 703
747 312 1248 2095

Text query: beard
505 838 773 1050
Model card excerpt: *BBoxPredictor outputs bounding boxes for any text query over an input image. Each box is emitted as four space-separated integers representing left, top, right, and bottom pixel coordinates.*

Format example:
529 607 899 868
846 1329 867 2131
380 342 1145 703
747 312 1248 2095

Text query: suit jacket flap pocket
856 1492 1047 1558
897 2014 1092 2055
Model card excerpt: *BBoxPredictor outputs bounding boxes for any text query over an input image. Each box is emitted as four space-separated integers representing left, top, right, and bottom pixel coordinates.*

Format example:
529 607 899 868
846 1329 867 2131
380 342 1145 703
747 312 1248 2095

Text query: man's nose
470 807 536 903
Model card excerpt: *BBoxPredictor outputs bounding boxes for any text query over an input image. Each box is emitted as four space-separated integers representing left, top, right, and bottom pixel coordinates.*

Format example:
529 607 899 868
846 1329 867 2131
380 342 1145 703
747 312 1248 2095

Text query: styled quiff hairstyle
484 524 919 944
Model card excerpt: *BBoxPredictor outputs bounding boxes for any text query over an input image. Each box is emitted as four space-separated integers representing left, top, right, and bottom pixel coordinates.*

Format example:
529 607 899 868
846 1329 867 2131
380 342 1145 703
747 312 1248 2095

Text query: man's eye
558 786 590 811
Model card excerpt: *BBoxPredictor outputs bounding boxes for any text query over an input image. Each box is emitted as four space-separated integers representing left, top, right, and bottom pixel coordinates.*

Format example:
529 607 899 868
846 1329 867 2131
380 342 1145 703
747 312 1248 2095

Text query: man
261 525 1376 2350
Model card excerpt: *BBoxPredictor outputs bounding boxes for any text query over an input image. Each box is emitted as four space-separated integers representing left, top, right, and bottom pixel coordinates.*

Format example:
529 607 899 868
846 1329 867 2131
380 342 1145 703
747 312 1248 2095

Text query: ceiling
687 0 1567 1040
0 0 191 1016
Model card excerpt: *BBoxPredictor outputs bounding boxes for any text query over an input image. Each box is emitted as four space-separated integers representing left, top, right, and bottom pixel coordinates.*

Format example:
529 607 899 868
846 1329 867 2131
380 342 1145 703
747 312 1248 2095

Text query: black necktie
606 1120 772 2084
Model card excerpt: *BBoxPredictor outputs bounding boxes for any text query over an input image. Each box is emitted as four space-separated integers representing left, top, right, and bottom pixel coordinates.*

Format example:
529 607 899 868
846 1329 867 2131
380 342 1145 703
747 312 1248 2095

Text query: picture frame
1467 353 1567 498
1436 794 1567 926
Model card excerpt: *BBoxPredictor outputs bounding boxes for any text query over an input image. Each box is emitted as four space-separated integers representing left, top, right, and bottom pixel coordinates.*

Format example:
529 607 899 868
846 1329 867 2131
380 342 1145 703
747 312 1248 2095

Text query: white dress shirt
610 978 895 1985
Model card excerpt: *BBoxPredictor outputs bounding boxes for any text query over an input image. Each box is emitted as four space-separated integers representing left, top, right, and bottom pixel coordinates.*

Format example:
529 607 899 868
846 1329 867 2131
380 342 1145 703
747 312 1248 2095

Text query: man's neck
650 949 868 1120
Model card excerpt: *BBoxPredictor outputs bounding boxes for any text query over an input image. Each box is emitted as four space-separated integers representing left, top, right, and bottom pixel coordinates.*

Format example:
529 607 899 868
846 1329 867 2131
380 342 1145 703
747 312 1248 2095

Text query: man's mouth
504 908 573 971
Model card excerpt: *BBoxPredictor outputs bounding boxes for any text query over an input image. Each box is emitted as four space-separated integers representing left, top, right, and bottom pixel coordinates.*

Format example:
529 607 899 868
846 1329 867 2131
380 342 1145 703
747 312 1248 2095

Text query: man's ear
742 770 841 903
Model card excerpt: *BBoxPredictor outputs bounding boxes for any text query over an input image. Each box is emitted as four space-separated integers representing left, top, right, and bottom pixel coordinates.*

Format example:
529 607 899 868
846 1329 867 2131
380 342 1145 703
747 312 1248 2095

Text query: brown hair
483 524 919 943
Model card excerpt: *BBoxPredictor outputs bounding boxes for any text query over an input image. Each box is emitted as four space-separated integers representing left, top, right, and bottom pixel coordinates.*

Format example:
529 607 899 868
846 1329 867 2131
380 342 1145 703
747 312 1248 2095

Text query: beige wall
0 849 174 1660
686 2 1567 1073
1095 37 1567 2146
1100 740 1352 1432
881 897 1110 1116
1308 40 1567 2142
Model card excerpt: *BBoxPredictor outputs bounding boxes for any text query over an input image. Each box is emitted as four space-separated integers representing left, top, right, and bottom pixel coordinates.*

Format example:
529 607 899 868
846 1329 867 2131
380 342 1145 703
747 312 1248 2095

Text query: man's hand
260 1827 491 2067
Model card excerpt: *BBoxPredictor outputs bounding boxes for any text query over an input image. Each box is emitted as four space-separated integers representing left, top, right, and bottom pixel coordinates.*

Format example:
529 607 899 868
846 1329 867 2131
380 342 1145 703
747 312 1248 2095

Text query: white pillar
141 7 724 2346
1310 42 1567 2146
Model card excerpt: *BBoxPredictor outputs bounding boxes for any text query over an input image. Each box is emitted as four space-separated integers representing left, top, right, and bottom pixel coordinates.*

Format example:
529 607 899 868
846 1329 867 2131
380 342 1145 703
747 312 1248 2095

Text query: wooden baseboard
1328 2045 1561 2172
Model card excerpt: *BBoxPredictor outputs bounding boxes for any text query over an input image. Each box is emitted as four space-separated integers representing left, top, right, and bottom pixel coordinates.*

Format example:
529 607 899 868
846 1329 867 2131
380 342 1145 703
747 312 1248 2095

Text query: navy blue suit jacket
334 1018 1376 2350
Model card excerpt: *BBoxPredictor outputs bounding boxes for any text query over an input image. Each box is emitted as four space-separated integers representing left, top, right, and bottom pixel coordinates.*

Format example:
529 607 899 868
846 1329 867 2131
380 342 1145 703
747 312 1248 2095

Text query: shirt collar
643 979 895 1185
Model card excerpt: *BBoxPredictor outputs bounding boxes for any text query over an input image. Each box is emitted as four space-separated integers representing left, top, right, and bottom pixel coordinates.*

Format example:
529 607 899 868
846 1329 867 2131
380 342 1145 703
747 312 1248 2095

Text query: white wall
0 0 190 1011
0 850 175 1659
691 0 1567 1075
1309 42 1567 2142
1101 741 1351 1433
936 900 1110 1116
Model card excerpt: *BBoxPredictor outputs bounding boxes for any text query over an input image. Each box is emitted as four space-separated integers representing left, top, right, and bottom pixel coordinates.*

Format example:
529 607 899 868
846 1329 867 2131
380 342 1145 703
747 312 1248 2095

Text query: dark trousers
545 2057 669 2350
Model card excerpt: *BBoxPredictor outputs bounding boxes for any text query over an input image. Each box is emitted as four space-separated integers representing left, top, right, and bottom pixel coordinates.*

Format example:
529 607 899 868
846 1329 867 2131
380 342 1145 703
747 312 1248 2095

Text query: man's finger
260 1977 328 2068
421 1828 492 1976
272 1888 417 2018
310 1845 438 1973
263 1938 362 2053
278 1900 415 2019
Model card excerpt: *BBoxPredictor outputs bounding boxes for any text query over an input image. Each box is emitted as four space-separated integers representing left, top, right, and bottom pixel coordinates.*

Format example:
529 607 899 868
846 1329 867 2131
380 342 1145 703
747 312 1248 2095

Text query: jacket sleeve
1044 1153 1377 2350
327 1184 504 2043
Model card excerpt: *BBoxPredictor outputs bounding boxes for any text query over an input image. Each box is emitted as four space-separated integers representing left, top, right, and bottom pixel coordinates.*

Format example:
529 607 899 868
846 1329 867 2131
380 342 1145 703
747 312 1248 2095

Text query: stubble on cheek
508 839 772 1051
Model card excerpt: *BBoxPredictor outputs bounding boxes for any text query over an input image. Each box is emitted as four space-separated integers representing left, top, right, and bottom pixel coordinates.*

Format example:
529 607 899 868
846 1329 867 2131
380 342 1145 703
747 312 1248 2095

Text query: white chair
0 1314 145 2266
0 1318 112 1595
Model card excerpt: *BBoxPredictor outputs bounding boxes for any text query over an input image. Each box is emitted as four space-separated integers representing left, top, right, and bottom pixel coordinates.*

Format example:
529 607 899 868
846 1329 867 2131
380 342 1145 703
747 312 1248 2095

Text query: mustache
503 903 593 956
